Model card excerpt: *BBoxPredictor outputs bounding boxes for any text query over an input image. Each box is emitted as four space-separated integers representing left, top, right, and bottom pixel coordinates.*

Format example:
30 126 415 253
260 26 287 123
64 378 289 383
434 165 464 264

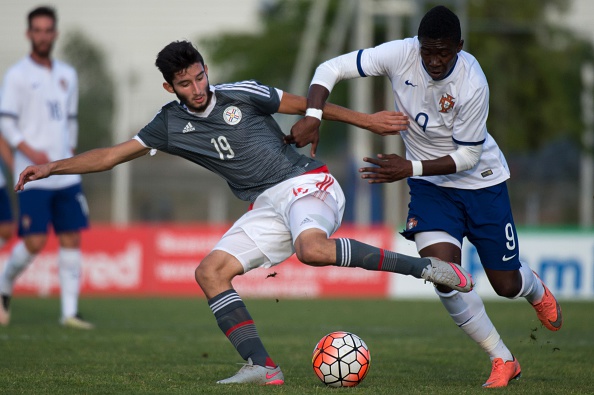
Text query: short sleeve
135 108 168 150
243 80 281 114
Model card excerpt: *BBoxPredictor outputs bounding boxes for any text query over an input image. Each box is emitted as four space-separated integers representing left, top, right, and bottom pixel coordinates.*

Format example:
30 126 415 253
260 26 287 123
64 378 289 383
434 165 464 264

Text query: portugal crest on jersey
438 93 455 113
223 106 242 125
406 217 418 230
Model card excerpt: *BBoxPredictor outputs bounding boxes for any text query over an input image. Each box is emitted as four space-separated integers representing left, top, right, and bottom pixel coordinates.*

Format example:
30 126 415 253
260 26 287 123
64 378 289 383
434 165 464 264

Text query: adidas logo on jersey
300 218 314 226
182 122 196 133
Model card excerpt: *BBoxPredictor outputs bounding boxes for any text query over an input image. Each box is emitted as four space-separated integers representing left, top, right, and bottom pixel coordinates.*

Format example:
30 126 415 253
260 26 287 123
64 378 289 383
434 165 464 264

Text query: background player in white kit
15 40 473 385
0 6 92 329
290 5 562 389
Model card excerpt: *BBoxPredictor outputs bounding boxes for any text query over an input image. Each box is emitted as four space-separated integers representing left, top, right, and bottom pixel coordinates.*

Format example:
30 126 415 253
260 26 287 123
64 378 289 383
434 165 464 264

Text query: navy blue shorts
0 186 13 223
17 183 89 236
401 178 520 270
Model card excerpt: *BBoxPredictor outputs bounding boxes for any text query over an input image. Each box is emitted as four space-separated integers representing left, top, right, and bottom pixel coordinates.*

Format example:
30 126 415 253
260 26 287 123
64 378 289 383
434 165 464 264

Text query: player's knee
492 282 522 298
0 224 13 241
295 246 320 265
294 237 332 266
23 236 47 255
488 269 523 298
194 260 217 287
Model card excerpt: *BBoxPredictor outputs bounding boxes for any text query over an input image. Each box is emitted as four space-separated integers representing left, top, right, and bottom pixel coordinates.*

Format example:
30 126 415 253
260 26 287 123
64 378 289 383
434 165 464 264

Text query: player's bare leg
195 251 283 385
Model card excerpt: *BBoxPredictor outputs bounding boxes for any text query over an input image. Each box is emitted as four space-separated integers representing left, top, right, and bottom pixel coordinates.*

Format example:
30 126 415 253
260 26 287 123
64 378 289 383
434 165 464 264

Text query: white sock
514 262 544 304
437 288 513 362
58 248 82 319
0 241 36 295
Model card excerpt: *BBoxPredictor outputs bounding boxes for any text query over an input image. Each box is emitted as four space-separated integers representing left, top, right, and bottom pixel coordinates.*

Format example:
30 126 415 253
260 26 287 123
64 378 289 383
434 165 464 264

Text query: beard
176 83 212 113
32 40 53 58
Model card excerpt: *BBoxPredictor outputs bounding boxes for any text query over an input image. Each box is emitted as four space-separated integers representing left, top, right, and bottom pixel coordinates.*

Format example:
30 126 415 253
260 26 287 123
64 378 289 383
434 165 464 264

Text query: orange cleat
531 271 563 331
482 357 521 388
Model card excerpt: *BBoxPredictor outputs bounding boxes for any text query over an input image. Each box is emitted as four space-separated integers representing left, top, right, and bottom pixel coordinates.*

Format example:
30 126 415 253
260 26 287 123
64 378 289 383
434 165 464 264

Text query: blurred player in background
0 134 15 249
0 6 92 329
15 40 473 385
290 4 562 389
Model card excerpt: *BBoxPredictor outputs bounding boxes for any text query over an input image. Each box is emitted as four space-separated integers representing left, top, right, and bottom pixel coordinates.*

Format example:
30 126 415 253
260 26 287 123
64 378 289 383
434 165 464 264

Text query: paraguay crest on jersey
223 106 242 125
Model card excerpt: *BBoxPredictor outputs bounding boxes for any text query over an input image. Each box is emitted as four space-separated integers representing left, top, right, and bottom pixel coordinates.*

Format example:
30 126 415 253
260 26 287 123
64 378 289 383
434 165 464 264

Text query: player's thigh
214 211 293 273
465 182 521 271
52 184 89 234
416 232 462 264
290 194 340 239
290 195 340 264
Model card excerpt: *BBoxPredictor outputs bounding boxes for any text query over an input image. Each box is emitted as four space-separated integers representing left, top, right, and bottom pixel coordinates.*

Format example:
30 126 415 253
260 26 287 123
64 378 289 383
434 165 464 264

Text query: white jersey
312 37 510 190
0 56 80 190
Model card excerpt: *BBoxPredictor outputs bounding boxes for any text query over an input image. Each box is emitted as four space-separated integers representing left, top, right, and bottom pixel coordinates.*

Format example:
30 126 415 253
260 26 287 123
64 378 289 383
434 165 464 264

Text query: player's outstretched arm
359 153 458 184
282 85 409 157
16 139 150 191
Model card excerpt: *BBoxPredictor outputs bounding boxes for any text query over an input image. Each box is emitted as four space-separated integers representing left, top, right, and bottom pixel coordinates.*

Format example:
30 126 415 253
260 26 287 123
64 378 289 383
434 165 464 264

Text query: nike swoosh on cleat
502 254 517 261
548 301 563 329
266 371 281 380
449 263 467 288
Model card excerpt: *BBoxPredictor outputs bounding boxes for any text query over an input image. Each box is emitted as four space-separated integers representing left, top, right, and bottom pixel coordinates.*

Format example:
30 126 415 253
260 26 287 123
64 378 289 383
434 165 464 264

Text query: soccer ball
312 331 371 387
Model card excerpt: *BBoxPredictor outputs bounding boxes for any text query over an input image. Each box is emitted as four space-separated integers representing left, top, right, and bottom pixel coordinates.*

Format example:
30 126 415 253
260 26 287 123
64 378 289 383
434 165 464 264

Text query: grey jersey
136 80 325 202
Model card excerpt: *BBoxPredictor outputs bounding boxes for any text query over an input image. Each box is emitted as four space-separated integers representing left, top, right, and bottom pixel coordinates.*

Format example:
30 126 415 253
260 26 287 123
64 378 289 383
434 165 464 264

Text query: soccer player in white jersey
0 7 92 329
15 40 473 385
290 4 562 389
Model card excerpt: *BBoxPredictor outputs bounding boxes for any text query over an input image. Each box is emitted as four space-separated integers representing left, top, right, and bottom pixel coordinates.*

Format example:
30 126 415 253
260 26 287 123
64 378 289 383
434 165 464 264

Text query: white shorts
213 172 346 273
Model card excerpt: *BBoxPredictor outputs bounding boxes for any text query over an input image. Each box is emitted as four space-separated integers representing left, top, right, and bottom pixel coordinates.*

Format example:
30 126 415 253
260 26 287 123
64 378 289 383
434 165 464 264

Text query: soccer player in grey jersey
15 40 472 385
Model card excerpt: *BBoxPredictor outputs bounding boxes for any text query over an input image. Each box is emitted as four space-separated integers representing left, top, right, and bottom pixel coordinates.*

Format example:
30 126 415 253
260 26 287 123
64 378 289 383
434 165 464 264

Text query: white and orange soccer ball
312 331 371 387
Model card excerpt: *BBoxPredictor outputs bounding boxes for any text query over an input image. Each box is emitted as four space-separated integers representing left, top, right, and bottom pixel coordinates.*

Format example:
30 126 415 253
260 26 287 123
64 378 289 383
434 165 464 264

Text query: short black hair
155 41 205 85
28 6 57 30
417 5 461 43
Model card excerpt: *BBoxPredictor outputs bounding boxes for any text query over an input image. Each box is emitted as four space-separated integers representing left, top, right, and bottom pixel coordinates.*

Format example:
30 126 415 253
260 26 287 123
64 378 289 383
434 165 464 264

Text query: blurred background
1 0 592 229
0 0 594 300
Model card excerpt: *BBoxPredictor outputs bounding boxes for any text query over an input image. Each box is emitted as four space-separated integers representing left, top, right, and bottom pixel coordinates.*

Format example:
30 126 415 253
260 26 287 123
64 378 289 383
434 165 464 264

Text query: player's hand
366 111 409 136
15 164 51 191
359 153 410 184
285 116 321 157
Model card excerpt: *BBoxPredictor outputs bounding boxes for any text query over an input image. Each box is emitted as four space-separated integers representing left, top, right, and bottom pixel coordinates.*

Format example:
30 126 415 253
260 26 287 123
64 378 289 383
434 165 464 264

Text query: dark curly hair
155 41 205 85
417 5 461 43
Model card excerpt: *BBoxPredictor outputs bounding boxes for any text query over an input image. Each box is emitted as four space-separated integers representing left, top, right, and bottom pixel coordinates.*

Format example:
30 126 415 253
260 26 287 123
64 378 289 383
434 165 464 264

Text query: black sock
208 289 275 367
335 238 429 278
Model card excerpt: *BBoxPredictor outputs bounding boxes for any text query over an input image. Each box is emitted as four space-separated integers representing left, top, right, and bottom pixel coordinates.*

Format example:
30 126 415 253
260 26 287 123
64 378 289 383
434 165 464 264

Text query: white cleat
61 315 95 330
421 258 474 292
217 358 284 385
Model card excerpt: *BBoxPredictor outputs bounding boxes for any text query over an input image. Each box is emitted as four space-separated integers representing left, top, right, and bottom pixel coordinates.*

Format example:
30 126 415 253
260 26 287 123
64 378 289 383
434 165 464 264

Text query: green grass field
0 297 592 394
